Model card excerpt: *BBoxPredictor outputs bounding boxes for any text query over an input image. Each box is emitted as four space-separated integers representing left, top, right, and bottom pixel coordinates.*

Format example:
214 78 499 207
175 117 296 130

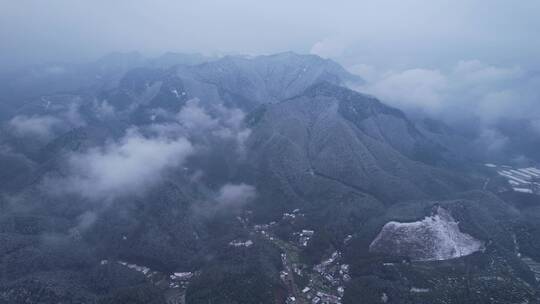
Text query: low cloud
475 128 509 154
177 99 219 131
8 115 61 140
45 128 194 201
75 211 98 231
531 119 540 135
351 60 540 161
310 37 347 59
176 99 252 154
359 68 447 112
215 183 257 210
7 101 87 141
212 104 252 153
44 99 253 203
146 122 186 138
92 100 116 119
191 182 257 218
353 60 533 125
63 102 87 127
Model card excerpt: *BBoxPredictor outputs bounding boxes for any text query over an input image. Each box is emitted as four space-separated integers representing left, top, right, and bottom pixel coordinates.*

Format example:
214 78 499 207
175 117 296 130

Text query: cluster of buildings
169 271 194 289
283 212 297 220
485 164 540 194
100 259 195 298
314 251 351 286
310 291 341 304
115 260 153 277
251 208 348 304
282 208 303 220
295 229 315 247
301 287 342 304
297 251 351 304
228 239 254 247
253 220 277 232
278 208 315 247
286 296 297 304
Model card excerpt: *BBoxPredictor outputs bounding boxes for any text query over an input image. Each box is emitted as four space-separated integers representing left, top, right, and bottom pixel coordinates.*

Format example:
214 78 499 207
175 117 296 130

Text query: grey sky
1 0 539 69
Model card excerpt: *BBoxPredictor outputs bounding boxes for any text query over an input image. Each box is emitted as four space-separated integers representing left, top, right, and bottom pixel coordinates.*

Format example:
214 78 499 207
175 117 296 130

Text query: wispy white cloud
45 128 194 201
310 37 347 59
92 99 116 119
8 115 61 140
177 99 218 131
215 183 257 210
175 99 252 154
359 68 448 112
354 60 536 125
7 101 87 141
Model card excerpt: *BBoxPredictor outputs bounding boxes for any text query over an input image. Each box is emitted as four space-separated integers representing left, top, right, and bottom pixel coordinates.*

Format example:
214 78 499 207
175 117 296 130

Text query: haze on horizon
2 0 540 138
1 0 539 69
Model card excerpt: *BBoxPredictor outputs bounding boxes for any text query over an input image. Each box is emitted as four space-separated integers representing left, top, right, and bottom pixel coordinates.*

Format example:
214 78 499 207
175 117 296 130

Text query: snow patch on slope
369 207 484 261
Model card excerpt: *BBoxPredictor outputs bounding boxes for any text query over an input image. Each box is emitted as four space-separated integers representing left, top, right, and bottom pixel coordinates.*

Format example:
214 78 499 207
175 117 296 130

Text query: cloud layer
8 115 61 140
176 99 252 154
47 128 194 201
353 60 540 126
215 183 257 210
7 103 87 141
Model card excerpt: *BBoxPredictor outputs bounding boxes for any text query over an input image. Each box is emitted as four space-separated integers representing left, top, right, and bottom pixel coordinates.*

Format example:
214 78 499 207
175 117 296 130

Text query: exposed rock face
369 207 484 261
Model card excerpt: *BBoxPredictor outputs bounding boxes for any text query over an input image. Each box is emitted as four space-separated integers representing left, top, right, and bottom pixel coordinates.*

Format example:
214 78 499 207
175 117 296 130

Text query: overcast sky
1 0 540 70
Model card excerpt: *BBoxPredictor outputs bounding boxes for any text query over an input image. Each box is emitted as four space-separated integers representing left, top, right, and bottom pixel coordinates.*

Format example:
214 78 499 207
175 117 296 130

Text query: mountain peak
301 81 370 99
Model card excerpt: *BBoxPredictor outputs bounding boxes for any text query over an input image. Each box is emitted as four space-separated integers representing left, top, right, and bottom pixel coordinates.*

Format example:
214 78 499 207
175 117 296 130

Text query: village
251 209 349 304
